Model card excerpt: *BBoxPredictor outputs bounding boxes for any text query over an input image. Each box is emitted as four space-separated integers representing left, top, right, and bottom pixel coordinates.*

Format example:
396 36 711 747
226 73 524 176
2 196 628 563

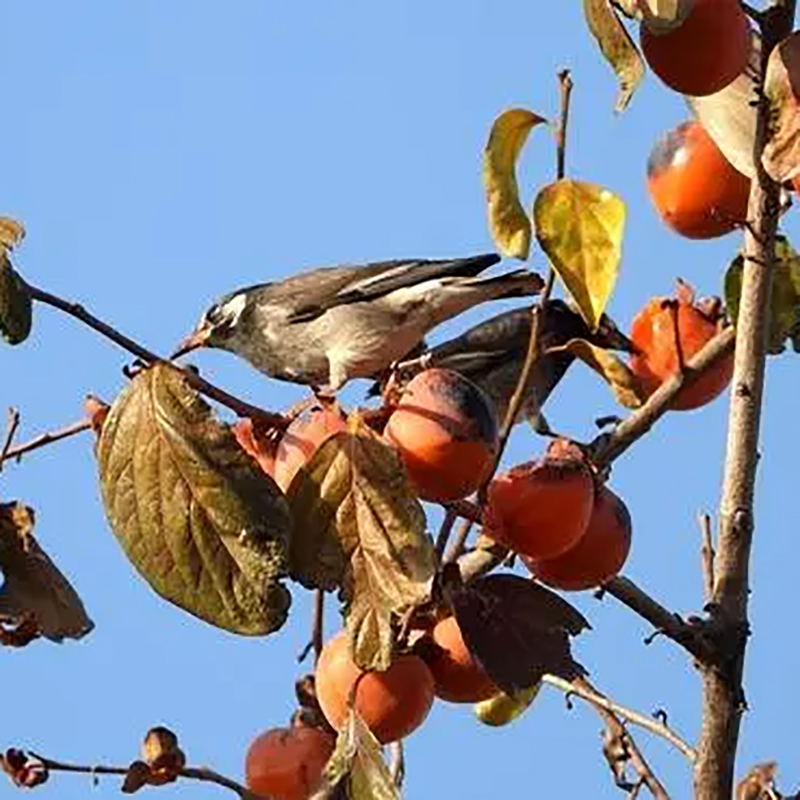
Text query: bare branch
699 513 716 605
434 507 458 560
24 283 287 429
0 408 21 472
555 69 574 182
0 418 92 468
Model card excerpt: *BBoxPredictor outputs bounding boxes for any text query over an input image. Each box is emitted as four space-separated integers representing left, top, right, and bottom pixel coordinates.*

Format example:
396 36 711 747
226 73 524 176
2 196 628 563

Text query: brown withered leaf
0 502 94 643
736 762 779 800
287 414 435 671
96 364 292 636
582 0 644 112
546 337 647 409
0 250 32 345
0 217 25 251
446 571 589 694
321 710 399 800
763 31 800 184
1 749 48 789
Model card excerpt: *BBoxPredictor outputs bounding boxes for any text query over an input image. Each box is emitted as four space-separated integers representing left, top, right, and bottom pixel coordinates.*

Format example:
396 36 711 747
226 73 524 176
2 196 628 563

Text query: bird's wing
287 253 500 322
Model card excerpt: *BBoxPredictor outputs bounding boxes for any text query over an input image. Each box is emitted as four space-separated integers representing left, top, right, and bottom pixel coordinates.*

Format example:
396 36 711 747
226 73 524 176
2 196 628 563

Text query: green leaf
725 236 800 355
323 711 399 800
534 179 626 330
287 415 435 671
0 251 32 345
482 108 547 260
96 364 292 635
582 0 645 112
0 502 94 642
474 683 541 727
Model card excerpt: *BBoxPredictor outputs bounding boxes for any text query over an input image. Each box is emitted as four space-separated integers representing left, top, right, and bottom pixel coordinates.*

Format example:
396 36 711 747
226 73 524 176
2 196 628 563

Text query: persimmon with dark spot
273 402 348 492
629 280 733 410
483 439 595 560
244 724 334 799
523 485 632 591
640 0 751 97
647 120 751 239
314 630 435 744
423 615 497 703
384 368 499 502
233 417 280 478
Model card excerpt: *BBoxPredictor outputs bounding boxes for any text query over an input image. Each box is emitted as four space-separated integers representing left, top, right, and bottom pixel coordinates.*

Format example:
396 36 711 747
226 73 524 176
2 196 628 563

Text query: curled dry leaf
473 683 541 727
286 414 435 671
0 250 32 345
1 749 48 789
0 218 25 251
546 337 648 409
736 762 779 800
763 31 800 184
320 710 399 800
534 180 626 331
142 726 186 782
96 363 292 636
582 0 645 112
445 571 589 695
602 724 638 792
482 109 546 260
0 502 94 643
686 31 760 179
725 237 800 355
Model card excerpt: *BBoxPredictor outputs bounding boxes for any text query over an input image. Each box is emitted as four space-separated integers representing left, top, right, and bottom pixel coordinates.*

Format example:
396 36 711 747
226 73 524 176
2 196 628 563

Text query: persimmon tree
3 1 800 798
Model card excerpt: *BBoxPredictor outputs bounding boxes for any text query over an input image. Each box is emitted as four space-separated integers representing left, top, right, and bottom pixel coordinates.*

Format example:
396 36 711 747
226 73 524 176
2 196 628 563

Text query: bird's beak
171 328 210 360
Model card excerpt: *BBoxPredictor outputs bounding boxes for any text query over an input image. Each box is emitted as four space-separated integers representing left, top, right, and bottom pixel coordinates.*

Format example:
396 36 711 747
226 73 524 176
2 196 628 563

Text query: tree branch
0 408 21 472
695 3 797 797
0 418 92 469
24 283 287 429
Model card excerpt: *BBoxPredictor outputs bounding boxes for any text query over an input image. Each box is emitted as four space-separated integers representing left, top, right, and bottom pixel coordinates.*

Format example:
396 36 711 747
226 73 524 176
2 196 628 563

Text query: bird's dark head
172 291 251 359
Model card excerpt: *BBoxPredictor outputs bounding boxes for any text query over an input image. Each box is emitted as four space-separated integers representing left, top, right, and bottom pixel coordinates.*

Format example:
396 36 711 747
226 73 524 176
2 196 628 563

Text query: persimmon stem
24 283 287 429
16 752 262 800
0 408 21 472
0 417 92 468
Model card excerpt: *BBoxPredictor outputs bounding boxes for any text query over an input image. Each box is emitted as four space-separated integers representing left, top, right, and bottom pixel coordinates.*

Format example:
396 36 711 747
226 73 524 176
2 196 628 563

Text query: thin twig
543 675 697 762
699 513 715 605
0 408 21 472
388 741 405 789
297 589 326 665
555 69 573 181
434 507 458 561
442 518 474 564
590 327 736 468
26 754 261 800
24 283 287 428
0 418 92 467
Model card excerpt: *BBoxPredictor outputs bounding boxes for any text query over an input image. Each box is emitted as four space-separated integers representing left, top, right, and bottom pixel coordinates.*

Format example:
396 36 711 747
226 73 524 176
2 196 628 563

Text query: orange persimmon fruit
384 368 499 502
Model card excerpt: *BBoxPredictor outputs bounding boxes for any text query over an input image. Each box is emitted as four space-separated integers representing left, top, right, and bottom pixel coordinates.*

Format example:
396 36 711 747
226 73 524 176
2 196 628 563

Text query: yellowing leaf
546 337 647 409
534 180 626 330
725 236 800 355
0 218 25 252
763 31 800 183
582 0 645 112
474 683 541 727
97 364 292 635
287 414 435 671
0 251 32 345
482 109 546 260
322 711 399 800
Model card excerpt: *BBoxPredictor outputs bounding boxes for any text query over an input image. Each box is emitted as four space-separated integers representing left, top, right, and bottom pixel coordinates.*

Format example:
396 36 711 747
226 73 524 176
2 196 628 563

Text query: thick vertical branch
694 3 796 797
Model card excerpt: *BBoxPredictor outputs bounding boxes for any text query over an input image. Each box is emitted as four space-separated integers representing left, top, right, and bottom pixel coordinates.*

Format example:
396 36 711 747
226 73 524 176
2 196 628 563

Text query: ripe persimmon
629 280 733 410
273 402 347 492
640 0 751 97
425 615 497 703
523 485 632 591
483 439 595 560
315 630 435 744
647 120 751 239
233 417 279 478
245 725 334 799
384 368 499 502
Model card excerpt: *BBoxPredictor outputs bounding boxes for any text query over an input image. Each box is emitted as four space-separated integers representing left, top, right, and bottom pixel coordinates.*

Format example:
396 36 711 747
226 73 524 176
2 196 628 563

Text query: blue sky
2 2 798 798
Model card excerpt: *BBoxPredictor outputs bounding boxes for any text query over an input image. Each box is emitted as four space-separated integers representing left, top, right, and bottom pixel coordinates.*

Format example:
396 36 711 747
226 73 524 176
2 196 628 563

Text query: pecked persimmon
425 615 497 703
640 0 751 97
483 439 594 560
629 280 733 410
384 368 499 502
314 630 435 744
273 402 347 492
233 417 279 478
647 120 751 239
523 485 632 591
245 724 334 799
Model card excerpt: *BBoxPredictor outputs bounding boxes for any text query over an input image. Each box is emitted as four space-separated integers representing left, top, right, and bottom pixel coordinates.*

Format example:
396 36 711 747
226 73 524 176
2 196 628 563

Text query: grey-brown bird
172 254 544 390
371 299 635 426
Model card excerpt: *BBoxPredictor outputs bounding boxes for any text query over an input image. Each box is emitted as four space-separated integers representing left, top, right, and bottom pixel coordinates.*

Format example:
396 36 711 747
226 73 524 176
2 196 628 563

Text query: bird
370 299 636 427
172 254 544 391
